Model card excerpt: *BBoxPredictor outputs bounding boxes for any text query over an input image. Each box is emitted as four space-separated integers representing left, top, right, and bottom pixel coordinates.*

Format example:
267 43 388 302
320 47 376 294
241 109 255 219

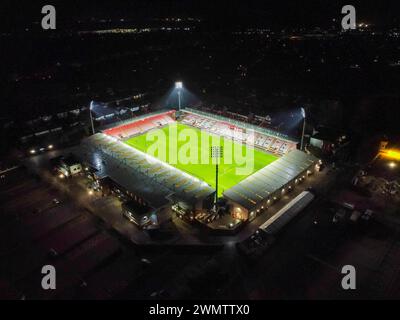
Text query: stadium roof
223 149 318 211
75 133 214 209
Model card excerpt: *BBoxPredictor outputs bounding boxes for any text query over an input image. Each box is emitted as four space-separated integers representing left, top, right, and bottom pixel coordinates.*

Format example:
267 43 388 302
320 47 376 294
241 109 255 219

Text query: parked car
361 209 374 221
333 208 346 223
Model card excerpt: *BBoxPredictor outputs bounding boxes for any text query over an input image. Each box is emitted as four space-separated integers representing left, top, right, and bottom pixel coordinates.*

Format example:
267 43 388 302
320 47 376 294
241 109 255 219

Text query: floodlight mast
175 81 183 111
175 81 183 89
300 107 306 151
211 146 223 204
89 101 95 135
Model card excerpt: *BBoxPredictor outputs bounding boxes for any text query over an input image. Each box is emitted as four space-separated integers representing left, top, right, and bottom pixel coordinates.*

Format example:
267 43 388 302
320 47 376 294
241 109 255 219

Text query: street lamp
175 81 183 111
89 101 95 135
300 107 306 151
211 146 223 204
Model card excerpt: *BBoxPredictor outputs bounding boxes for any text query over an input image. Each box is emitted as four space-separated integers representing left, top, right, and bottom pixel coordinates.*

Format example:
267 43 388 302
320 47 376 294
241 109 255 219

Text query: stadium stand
180 109 297 156
103 110 175 139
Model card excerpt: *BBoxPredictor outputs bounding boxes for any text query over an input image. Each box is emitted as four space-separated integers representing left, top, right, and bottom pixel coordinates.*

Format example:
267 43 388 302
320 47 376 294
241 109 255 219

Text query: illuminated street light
48 144 53 149
30 149 36 154
389 161 397 169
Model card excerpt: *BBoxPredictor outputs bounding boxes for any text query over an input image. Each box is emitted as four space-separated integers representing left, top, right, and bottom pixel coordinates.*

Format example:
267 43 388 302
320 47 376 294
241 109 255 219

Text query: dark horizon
2 0 400 31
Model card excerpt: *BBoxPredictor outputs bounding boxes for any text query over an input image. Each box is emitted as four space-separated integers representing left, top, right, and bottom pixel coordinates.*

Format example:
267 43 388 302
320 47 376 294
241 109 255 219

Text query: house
122 200 157 228
310 126 349 155
55 154 82 177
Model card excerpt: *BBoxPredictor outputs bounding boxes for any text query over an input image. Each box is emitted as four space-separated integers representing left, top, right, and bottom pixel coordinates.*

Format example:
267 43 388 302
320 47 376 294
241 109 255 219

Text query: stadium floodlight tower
89 101 95 135
175 81 183 111
211 145 223 204
300 107 306 151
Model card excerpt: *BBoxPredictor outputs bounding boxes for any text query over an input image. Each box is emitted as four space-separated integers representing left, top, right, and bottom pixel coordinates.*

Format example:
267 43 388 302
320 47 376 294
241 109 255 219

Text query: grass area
124 123 278 196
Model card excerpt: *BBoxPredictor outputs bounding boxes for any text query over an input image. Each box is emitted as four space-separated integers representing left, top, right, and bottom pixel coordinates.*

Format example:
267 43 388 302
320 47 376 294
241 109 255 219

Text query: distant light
48 144 53 149
59 174 64 179
389 162 397 169
175 81 183 89
88 190 94 195
30 149 36 154
381 149 400 161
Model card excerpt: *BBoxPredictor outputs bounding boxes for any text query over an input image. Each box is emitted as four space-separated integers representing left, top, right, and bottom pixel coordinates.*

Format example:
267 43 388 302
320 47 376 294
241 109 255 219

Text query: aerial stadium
75 85 320 229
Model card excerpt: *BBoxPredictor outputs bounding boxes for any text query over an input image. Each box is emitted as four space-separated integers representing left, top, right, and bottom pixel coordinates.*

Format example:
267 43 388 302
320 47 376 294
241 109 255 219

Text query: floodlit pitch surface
124 123 278 196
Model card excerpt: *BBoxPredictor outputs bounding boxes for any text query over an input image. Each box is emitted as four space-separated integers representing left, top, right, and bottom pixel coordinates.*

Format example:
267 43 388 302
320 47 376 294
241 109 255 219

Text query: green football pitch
124 123 278 196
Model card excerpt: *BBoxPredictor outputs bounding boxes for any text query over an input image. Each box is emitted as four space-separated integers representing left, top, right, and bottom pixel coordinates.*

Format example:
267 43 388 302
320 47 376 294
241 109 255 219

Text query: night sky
2 0 400 30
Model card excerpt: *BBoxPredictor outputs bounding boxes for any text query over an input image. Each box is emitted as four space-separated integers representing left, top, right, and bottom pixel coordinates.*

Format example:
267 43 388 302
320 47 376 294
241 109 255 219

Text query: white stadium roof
223 149 318 211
